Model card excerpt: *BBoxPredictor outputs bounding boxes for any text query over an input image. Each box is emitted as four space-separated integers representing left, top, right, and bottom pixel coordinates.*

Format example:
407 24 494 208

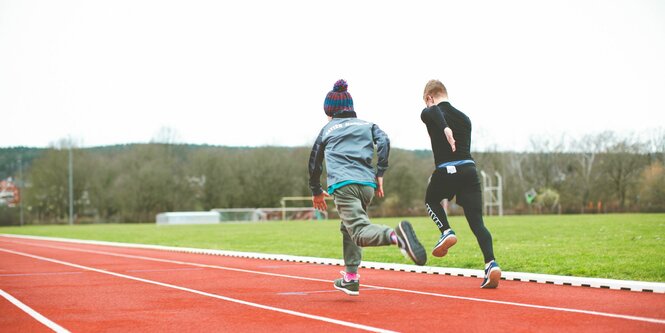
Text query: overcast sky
1 0 664 151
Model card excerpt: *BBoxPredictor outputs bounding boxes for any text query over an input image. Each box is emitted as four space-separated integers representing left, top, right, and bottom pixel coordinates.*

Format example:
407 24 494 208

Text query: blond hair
423 80 448 100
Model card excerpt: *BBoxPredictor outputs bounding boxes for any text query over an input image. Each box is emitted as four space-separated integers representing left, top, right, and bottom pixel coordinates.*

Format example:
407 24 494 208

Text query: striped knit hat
324 79 354 116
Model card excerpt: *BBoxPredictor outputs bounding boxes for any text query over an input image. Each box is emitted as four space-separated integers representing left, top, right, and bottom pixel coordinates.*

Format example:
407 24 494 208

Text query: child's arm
308 129 329 212
372 124 390 178
308 130 326 195
372 124 390 198
421 106 456 152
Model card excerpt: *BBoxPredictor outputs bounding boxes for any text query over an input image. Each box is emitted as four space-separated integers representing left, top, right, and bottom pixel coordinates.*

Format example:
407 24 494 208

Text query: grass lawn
1 213 664 282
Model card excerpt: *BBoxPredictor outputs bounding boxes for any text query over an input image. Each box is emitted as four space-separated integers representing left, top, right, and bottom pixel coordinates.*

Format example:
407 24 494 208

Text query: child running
309 79 427 296
420 79 501 288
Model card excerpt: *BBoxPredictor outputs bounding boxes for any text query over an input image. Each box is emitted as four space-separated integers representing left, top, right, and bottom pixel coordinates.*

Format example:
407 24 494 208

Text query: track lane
0 247 383 332
7 237 661 320
1 236 664 332
0 289 59 333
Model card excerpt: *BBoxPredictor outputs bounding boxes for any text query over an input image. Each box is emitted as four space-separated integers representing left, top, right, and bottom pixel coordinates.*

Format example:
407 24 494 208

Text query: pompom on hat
324 79 354 116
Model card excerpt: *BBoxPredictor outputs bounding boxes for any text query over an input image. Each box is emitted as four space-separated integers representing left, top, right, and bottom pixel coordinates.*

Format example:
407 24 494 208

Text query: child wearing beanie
323 79 355 116
309 79 427 296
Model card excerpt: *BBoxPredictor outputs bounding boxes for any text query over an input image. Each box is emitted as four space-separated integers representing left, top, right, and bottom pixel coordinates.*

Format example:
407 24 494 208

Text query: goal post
212 206 326 222
210 197 333 222
480 171 503 216
280 196 332 221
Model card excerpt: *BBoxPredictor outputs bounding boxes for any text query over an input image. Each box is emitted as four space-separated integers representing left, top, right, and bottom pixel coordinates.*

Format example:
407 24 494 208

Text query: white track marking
2 237 665 326
278 290 342 296
0 248 396 333
5 234 664 293
0 271 82 277
125 268 204 273
0 288 71 333
279 287 382 296
4 234 664 293
3 240 331 283
364 284 665 325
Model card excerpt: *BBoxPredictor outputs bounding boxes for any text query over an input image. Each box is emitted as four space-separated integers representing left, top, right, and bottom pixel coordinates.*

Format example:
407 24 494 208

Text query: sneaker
480 260 501 289
432 229 457 257
333 271 359 296
394 220 427 266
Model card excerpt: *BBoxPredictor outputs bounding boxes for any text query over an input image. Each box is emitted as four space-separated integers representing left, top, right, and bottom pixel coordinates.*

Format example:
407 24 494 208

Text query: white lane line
4 239 665 326
0 288 71 333
125 268 204 273
0 247 396 333
258 264 323 269
278 290 341 296
366 284 665 325
2 240 333 283
5 234 663 293
279 287 382 296
0 271 83 277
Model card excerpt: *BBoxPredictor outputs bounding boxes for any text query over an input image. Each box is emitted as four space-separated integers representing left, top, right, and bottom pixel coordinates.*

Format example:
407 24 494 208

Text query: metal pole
280 198 286 221
495 171 503 216
18 156 24 226
68 143 74 225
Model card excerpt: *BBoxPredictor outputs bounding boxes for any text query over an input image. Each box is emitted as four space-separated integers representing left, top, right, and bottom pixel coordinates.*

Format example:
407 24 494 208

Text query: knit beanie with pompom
324 79 354 116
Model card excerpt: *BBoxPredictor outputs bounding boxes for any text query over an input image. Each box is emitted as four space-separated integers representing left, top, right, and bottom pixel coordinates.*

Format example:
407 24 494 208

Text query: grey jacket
308 114 390 195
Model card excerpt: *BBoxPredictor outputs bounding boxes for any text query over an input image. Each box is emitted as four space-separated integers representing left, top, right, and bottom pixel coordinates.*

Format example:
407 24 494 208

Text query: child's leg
334 184 393 248
462 204 495 263
340 222 361 274
458 166 495 263
425 171 452 233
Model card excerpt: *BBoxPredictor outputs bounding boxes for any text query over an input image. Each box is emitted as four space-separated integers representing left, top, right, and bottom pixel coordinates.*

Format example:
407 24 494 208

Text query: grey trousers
333 184 394 274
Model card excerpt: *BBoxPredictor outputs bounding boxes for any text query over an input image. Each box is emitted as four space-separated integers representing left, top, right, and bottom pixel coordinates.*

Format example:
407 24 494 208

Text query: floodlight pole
18 156 24 226
68 142 74 225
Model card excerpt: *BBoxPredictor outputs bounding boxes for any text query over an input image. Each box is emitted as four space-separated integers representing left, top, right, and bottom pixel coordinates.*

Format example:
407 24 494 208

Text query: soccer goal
212 206 326 222
480 171 503 216
280 196 333 221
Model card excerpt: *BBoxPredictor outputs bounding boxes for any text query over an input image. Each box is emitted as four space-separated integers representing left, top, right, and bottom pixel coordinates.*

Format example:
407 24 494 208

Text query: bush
0 206 20 226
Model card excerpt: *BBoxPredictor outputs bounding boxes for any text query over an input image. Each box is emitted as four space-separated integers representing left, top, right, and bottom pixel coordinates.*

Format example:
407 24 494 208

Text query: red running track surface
0 236 664 332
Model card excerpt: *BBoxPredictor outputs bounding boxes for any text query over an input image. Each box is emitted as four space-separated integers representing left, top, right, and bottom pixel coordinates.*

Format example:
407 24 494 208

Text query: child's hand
375 177 384 198
312 191 330 211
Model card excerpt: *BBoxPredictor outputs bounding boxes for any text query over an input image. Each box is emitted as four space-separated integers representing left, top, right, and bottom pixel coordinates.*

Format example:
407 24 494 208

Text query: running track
1 235 664 332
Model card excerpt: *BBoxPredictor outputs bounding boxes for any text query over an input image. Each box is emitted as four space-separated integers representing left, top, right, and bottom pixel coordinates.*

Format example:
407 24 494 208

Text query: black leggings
425 164 495 263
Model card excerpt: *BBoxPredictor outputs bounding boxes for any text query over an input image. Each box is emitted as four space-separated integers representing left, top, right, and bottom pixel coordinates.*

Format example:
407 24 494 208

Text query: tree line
0 130 663 225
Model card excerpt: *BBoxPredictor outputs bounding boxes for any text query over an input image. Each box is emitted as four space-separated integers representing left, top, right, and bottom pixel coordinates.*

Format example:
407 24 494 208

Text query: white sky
1 0 664 151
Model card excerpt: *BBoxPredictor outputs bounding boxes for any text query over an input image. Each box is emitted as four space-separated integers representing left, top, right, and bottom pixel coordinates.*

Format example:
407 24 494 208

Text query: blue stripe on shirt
328 180 377 194
437 159 475 169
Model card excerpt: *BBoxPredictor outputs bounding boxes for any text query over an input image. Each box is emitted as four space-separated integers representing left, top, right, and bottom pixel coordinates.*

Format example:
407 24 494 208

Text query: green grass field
1 214 664 282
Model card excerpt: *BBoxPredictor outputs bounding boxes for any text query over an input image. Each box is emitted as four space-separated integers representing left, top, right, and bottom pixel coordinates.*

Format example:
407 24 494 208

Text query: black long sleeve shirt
420 101 473 166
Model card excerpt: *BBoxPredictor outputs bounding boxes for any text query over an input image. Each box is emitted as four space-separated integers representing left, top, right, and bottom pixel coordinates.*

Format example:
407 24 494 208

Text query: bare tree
599 137 647 211
27 138 86 222
151 127 181 145
571 131 613 213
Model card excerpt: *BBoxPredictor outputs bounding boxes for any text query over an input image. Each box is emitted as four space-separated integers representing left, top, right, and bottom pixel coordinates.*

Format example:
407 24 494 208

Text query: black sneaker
333 271 359 296
481 260 501 289
395 220 427 266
